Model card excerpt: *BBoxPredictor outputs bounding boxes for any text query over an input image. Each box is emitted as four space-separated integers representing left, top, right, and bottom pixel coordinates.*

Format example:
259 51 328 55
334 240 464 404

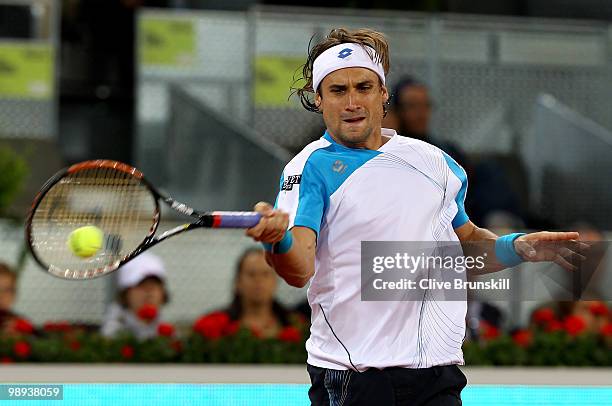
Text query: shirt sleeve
274 159 327 237
442 151 469 228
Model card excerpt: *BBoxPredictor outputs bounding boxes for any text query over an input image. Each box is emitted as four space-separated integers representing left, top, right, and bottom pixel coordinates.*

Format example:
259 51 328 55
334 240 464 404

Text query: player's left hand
513 231 589 271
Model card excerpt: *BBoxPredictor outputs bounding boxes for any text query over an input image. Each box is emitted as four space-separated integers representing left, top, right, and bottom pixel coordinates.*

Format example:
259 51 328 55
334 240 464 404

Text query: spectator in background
530 301 610 335
0 263 35 337
0 263 17 313
572 222 604 243
387 76 469 168
388 76 525 227
101 253 169 340
559 301 610 334
223 248 292 338
0 310 17 336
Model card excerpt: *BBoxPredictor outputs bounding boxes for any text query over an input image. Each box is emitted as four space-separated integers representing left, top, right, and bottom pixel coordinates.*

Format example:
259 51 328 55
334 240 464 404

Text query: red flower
0 357 13 364
13 318 34 335
600 323 612 337
121 345 134 359
563 315 587 336
532 308 555 325
43 321 71 333
171 340 182 352
157 323 175 337
512 329 533 348
193 312 230 339
480 321 500 341
137 304 158 321
223 321 240 336
278 326 302 343
589 302 609 317
13 341 31 358
69 341 81 351
546 320 563 333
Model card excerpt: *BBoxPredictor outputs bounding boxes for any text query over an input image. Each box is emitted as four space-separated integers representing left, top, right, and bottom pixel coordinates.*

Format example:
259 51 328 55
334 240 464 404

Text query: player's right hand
245 201 289 244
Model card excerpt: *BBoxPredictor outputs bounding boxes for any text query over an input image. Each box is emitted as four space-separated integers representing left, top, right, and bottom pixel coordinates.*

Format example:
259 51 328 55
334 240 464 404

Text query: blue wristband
262 231 293 255
495 233 526 267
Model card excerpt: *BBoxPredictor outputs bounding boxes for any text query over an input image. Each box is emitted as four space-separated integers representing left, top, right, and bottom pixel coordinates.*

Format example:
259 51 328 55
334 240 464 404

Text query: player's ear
315 93 322 112
381 85 389 104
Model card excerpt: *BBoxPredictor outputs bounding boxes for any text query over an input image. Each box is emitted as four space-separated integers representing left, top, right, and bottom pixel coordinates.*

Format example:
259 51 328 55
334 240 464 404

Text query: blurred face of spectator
125 277 165 313
0 312 19 338
576 228 603 242
572 301 608 332
316 67 389 147
0 273 16 312
396 85 432 136
236 251 277 307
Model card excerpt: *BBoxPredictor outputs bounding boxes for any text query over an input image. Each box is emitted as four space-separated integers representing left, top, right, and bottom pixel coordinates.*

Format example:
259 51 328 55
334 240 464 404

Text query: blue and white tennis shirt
275 128 469 371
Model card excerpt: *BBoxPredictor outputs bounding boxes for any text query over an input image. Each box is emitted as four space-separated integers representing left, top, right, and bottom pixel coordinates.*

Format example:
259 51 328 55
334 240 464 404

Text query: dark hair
225 248 291 327
391 75 428 109
292 27 391 115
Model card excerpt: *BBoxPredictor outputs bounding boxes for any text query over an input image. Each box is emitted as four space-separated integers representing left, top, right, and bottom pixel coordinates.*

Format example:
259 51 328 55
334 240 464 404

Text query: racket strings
30 166 158 278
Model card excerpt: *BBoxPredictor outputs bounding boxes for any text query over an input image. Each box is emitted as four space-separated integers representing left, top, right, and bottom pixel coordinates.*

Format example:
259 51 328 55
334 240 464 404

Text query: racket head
25 160 161 280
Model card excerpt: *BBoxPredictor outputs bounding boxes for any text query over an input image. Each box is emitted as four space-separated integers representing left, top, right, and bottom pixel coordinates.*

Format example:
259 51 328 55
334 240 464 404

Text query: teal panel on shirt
293 132 381 236
442 151 469 228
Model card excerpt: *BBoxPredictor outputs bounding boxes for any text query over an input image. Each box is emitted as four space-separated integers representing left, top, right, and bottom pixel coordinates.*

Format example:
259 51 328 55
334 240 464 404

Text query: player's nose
345 90 362 111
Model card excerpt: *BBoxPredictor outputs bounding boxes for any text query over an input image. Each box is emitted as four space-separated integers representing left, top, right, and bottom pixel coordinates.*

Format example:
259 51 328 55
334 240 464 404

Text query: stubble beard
336 125 373 148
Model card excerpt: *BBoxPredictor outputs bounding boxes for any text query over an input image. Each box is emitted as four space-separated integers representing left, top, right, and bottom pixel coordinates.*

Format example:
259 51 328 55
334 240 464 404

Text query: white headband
312 43 385 93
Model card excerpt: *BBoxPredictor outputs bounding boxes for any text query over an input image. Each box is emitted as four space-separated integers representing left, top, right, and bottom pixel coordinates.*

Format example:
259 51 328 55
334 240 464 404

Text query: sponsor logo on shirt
332 160 347 174
281 174 302 191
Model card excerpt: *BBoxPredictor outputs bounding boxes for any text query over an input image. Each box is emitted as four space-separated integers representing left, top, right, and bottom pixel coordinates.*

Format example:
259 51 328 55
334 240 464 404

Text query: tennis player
247 28 582 405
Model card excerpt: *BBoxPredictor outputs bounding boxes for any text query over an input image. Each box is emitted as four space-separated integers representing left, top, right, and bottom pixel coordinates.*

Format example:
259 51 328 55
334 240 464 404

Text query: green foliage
0 321 609 365
0 322 308 364
462 331 612 367
0 146 28 214
182 326 306 364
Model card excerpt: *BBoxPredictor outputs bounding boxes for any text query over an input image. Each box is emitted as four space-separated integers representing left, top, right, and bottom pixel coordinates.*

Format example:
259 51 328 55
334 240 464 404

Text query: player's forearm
265 229 315 288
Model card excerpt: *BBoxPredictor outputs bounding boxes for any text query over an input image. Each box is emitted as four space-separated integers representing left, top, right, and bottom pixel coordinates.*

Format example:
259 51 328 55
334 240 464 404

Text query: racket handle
211 211 262 228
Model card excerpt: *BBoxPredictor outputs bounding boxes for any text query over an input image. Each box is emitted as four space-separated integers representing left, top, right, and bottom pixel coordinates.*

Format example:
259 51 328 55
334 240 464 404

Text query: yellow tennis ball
67 226 103 258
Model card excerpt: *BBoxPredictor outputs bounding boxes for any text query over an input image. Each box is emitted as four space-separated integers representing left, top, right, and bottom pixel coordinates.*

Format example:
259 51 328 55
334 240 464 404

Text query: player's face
236 252 277 306
316 67 388 148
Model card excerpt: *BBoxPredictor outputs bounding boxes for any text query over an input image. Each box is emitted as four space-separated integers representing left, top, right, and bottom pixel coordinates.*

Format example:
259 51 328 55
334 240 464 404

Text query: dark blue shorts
307 363 467 406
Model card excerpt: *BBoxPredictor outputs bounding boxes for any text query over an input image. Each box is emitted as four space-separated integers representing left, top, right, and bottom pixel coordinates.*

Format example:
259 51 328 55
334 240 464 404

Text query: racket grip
211 211 262 228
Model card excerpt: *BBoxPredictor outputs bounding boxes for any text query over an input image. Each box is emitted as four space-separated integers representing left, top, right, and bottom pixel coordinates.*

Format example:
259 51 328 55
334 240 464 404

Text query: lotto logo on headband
312 43 385 92
337 48 353 59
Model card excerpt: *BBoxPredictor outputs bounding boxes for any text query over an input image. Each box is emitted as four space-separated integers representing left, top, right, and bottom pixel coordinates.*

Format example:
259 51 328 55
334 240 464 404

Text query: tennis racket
25 160 261 280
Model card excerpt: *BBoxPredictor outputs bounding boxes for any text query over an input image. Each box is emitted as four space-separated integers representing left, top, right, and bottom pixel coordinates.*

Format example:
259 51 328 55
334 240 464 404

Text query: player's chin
340 125 371 141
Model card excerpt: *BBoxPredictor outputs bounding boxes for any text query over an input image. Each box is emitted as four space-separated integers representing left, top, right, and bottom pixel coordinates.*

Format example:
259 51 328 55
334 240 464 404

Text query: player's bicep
292 226 316 280
292 226 317 254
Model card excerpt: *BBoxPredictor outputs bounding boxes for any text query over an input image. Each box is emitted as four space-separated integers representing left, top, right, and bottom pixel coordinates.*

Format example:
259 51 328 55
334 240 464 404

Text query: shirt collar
323 128 397 151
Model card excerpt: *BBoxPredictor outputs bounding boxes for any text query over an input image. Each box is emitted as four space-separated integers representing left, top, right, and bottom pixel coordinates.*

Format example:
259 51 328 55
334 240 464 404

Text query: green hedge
1 313 610 365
